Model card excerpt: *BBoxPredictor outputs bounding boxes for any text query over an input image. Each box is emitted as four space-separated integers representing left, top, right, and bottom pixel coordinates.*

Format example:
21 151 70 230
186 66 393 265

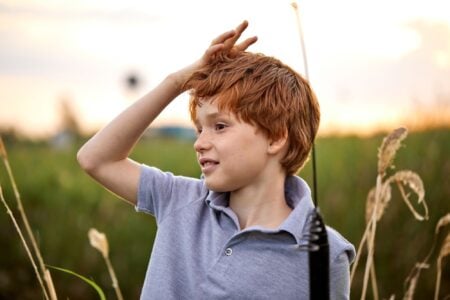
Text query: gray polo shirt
136 165 355 299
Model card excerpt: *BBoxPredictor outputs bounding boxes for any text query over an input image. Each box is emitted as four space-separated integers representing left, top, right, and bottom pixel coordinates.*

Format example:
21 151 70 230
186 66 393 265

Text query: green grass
0 129 449 299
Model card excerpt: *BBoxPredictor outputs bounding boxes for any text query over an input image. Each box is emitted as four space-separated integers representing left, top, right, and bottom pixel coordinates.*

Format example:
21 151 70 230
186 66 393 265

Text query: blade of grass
47 265 106 300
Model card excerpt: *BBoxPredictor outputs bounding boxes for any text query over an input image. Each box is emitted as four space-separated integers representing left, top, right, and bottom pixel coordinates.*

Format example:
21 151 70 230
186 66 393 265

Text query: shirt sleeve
327 227 356 300
135 164 205 224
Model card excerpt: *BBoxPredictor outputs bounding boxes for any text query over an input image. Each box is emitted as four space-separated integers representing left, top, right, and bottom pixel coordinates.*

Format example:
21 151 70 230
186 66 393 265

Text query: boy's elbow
77 147 100 174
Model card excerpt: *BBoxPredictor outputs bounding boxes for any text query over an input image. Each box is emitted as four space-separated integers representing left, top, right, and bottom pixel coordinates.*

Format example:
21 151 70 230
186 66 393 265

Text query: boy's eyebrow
194 111 229 126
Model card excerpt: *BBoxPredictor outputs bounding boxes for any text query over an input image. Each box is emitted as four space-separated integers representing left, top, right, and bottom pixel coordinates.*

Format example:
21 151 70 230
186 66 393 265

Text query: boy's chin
204 179 230 193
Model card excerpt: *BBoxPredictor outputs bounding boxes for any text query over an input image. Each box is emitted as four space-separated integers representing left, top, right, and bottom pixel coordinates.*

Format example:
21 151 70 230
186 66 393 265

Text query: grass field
0 128 449 299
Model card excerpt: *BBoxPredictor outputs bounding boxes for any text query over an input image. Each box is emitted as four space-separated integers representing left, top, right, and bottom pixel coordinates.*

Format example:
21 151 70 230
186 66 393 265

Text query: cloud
0 2 161 23
0 2 163 79
322 20 450 105
404 20 450 69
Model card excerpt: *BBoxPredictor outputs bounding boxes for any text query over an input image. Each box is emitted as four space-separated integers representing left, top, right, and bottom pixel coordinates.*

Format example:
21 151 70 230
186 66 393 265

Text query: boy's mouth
198 157 219 173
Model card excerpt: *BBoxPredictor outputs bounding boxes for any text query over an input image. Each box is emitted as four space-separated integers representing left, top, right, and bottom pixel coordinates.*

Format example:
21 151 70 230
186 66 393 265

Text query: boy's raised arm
77 75 184 205
77 21 257 205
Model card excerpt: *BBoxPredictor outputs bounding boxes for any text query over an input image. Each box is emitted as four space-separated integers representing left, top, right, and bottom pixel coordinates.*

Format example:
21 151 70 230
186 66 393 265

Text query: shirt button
225 248 233 256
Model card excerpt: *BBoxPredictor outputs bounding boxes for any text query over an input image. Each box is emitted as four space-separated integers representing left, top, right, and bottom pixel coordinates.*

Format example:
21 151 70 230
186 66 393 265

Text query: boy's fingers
223 20 249 51
235 36 258 52
207 21 253 59
204 44 224 58
210 30 236 46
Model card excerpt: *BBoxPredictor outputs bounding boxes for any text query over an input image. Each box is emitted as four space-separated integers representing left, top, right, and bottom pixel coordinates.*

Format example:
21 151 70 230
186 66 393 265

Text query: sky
0 0 449 138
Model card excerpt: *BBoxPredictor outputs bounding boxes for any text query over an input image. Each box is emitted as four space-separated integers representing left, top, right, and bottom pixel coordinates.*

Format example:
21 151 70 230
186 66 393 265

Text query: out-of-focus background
0 0 449 299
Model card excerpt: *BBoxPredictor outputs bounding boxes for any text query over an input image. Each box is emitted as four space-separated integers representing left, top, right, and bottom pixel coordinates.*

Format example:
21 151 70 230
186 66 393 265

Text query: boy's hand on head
221 20 258 58
173 20 257 92
202 20 257 64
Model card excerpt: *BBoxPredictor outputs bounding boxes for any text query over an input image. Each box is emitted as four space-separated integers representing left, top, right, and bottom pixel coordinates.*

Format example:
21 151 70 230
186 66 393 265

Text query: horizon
1 110 449 141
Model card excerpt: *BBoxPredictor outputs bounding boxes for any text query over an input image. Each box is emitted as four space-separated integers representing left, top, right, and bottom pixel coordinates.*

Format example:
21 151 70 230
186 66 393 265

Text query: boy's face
193 100 273 192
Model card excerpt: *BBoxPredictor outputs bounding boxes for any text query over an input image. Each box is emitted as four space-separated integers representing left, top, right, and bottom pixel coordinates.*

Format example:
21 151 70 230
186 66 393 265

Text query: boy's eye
196 128 202 135
215 123 227 131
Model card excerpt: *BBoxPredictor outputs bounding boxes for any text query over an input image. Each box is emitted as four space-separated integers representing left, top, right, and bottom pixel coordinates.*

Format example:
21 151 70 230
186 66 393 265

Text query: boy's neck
229 174 292 230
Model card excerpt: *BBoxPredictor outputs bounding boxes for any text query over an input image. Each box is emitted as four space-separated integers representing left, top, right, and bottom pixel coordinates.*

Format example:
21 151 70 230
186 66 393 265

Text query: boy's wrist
168 60 202 94
165 71 187 95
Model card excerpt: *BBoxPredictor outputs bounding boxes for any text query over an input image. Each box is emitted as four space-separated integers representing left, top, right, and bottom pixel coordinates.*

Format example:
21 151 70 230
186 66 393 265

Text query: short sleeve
327 227 356 300
135 165 205 223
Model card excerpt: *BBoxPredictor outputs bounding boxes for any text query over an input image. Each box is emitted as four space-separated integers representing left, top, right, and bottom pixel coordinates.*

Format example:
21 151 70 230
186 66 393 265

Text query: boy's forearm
77 73 183 169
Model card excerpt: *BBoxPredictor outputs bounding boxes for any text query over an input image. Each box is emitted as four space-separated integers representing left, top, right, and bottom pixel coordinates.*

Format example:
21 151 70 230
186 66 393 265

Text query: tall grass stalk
0 184 49 300
403 213 449 299
350 222 370 283
434 233 450 300
290 1 310 78
361 174 383 300
354 127 409 299
0 136 57 300
370 262 379 300
351 127 431 299
89 228 124 300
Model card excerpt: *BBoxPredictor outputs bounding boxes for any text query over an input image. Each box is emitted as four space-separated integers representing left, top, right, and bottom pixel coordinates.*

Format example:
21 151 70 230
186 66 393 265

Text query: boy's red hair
183 52 320 175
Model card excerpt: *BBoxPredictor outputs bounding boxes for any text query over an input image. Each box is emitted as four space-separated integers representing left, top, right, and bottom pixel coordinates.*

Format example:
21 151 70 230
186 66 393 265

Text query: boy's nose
194 132 212 152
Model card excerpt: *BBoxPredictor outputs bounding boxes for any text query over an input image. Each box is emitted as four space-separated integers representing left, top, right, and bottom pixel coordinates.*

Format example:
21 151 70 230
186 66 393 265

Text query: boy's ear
267 131 288 155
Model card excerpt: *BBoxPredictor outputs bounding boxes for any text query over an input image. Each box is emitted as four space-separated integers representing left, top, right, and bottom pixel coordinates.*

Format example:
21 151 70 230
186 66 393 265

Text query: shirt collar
280 175 315 244
204 175 315 244
206 191 242 228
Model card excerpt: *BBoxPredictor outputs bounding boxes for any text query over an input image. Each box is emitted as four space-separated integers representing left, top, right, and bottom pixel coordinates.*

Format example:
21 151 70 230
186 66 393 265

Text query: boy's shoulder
326 225 356 262
137 165 209 219
284 175 355 262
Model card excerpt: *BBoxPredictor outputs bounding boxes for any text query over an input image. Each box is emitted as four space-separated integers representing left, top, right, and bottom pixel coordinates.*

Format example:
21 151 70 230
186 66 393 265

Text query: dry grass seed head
88 228 109 258
378 127 408 175
387 170 428 220
365 183 392 223
388 170 425 201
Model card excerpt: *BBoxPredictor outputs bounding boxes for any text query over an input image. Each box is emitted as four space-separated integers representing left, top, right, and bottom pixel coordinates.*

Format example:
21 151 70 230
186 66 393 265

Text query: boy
78 21 355 299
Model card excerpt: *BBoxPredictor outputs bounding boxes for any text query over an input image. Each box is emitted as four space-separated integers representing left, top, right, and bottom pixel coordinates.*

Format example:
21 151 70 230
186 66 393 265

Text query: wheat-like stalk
89 228 124 300
360 125 406 300
365 182 392 223
363 181 392 300
387 170 427 221
435 213 450 233
89 228 109 258
435 233 450 300
0 136 57 299
403 213 450 299
361 173 382 300
403 262 429 300
352 127 431 300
